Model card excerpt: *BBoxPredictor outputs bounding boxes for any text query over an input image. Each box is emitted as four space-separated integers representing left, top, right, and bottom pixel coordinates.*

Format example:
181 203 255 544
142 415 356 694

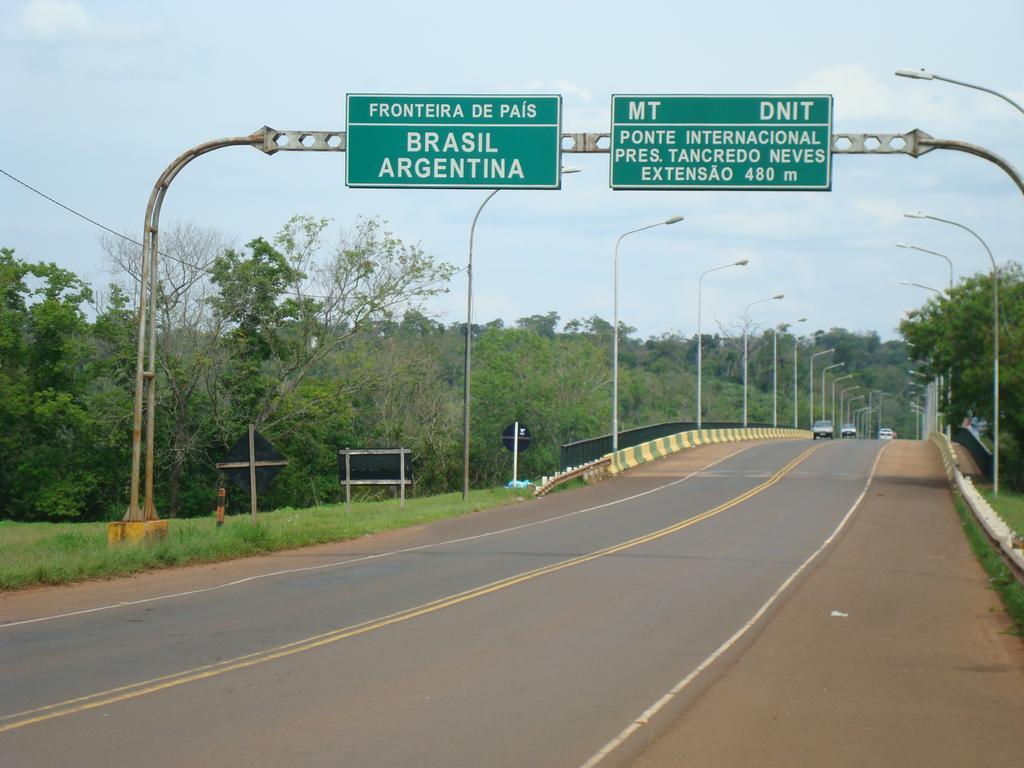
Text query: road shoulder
631 440 1024 768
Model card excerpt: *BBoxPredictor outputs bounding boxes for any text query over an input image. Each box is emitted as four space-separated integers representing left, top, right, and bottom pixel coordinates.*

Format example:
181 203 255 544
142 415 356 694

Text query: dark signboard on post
502 423 531 453
338 450 414 484
338 448 412 507
216 426 288 522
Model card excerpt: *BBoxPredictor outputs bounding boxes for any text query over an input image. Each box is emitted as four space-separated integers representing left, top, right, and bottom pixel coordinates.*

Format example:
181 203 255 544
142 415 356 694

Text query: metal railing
953 427 993 480
560 421 774 471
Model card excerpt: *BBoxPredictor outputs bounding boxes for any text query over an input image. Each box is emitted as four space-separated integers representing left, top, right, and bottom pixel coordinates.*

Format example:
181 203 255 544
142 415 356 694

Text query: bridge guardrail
560 421 775 471
931 432 1024 575
537 426 810 496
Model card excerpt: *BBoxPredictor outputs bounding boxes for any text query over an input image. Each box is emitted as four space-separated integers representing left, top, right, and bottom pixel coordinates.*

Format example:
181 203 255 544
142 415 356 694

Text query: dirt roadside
631 440 1024 768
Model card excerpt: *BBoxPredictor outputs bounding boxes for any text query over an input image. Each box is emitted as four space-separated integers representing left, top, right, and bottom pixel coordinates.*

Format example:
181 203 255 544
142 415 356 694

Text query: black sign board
338 448 412 508
218 430 287 493
216 425 289 521
338 450 414 484
502 423 531 453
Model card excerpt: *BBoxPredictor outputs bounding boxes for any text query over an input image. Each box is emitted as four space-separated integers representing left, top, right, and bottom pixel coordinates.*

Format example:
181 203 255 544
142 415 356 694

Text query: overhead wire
0 165 463 301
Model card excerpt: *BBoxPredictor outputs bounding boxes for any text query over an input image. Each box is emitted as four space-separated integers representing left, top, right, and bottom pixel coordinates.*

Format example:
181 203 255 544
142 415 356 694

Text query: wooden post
344 448 351 508
248 423 257 522
399 449 406 509
216 485 226 527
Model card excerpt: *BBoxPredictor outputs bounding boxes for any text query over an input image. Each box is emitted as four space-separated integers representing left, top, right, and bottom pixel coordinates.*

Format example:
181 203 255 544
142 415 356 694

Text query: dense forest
0 215 971 522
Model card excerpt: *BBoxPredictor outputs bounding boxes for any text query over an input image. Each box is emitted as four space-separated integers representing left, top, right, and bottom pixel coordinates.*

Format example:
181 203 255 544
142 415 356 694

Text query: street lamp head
797 317 807 322
561 166 582 174
899 280 913 286
904 211 929 219
734 259 749 266
896 242 912 249
895 68 935 81
773 294 784 300
664 215 685 225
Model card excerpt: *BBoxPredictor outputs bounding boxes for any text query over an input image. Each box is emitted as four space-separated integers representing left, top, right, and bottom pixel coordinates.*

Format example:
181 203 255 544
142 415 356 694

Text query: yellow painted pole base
107 520 169 545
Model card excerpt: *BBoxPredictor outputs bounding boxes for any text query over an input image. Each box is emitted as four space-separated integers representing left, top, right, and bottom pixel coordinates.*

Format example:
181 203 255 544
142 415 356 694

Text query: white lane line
577 442 888 768
3 443 782 629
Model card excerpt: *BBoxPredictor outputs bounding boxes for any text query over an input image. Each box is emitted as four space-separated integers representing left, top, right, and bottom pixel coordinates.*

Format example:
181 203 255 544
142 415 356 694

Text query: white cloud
854 199 907 228
8 0 156 43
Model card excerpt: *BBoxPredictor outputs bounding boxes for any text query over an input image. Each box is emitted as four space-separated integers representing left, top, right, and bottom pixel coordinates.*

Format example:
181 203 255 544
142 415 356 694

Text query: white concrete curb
931 432 1024 573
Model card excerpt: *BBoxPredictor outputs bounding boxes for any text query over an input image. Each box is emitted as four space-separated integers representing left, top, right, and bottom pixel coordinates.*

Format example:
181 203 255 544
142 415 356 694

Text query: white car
878 427 895 441
812 420 834 440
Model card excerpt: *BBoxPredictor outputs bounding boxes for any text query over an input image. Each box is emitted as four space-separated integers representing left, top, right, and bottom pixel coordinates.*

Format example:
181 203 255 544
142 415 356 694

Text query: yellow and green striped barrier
607 427 811 475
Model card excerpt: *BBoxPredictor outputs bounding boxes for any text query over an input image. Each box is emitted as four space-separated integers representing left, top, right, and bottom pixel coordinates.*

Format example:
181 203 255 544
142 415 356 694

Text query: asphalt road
1 438 886 767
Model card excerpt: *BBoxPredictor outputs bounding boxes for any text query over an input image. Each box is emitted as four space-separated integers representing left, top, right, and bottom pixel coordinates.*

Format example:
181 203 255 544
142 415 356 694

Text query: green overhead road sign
610 94 833 190
346 94 562 189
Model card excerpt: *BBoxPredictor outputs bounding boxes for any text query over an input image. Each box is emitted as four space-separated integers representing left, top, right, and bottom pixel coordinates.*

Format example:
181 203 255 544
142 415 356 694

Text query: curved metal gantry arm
127 127 338 521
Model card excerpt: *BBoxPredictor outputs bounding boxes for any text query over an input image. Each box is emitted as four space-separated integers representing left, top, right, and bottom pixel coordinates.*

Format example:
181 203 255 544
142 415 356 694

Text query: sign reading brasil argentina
346 94 562 189
610 94 833 190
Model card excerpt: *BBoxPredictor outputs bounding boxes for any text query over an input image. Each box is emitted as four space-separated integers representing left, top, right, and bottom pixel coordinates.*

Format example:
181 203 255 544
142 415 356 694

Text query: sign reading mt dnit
610 94 833 190
346 94 562 189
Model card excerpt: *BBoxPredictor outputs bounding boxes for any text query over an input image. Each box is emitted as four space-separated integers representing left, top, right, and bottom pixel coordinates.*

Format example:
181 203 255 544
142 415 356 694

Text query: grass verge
978 488 1024 537
953 493 1024 636
0 488 531 591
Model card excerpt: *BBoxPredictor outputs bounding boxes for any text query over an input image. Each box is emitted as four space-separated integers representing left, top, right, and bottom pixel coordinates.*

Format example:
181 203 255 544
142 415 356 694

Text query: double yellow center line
1 443 820 734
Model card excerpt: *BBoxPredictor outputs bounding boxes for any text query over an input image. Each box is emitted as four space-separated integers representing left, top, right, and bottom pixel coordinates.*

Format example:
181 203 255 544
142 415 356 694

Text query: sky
2 0 1022 342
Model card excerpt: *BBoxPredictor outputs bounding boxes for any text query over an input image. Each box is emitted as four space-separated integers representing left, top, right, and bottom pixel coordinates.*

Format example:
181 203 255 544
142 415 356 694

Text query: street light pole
821 362 845 420
867 390 882 438
900 279 943 297
896 243 954 291
847 395 865 427
840 385 860 426
462 190 500 499
854 406 871 438
831 374 854 423
895 69 1024 117
697 259 748 428
906 211 1000 494
772 318 805 429
809 348 834 427
612 215 684 451
896 68 1018 491
742 294 784 427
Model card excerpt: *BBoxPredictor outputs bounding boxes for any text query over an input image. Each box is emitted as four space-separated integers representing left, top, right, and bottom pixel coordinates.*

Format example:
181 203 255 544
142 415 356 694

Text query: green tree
901 265 1024 486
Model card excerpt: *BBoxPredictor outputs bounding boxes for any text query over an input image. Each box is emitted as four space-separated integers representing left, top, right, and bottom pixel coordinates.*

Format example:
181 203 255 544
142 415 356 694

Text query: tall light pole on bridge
773 318 805 428
905 211 1000 493
697 258 748 429
831 374 854 424
896 67 1020 492
809 348 834 428
840 385 860 427
867 390 883 438
896 243 954 291
895 69 1024 117
900 279 944 297
846 394 866 428
460 168 582 500
742 294 784 427
611 215 684 451
795 329 823 429
821 362 845 421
